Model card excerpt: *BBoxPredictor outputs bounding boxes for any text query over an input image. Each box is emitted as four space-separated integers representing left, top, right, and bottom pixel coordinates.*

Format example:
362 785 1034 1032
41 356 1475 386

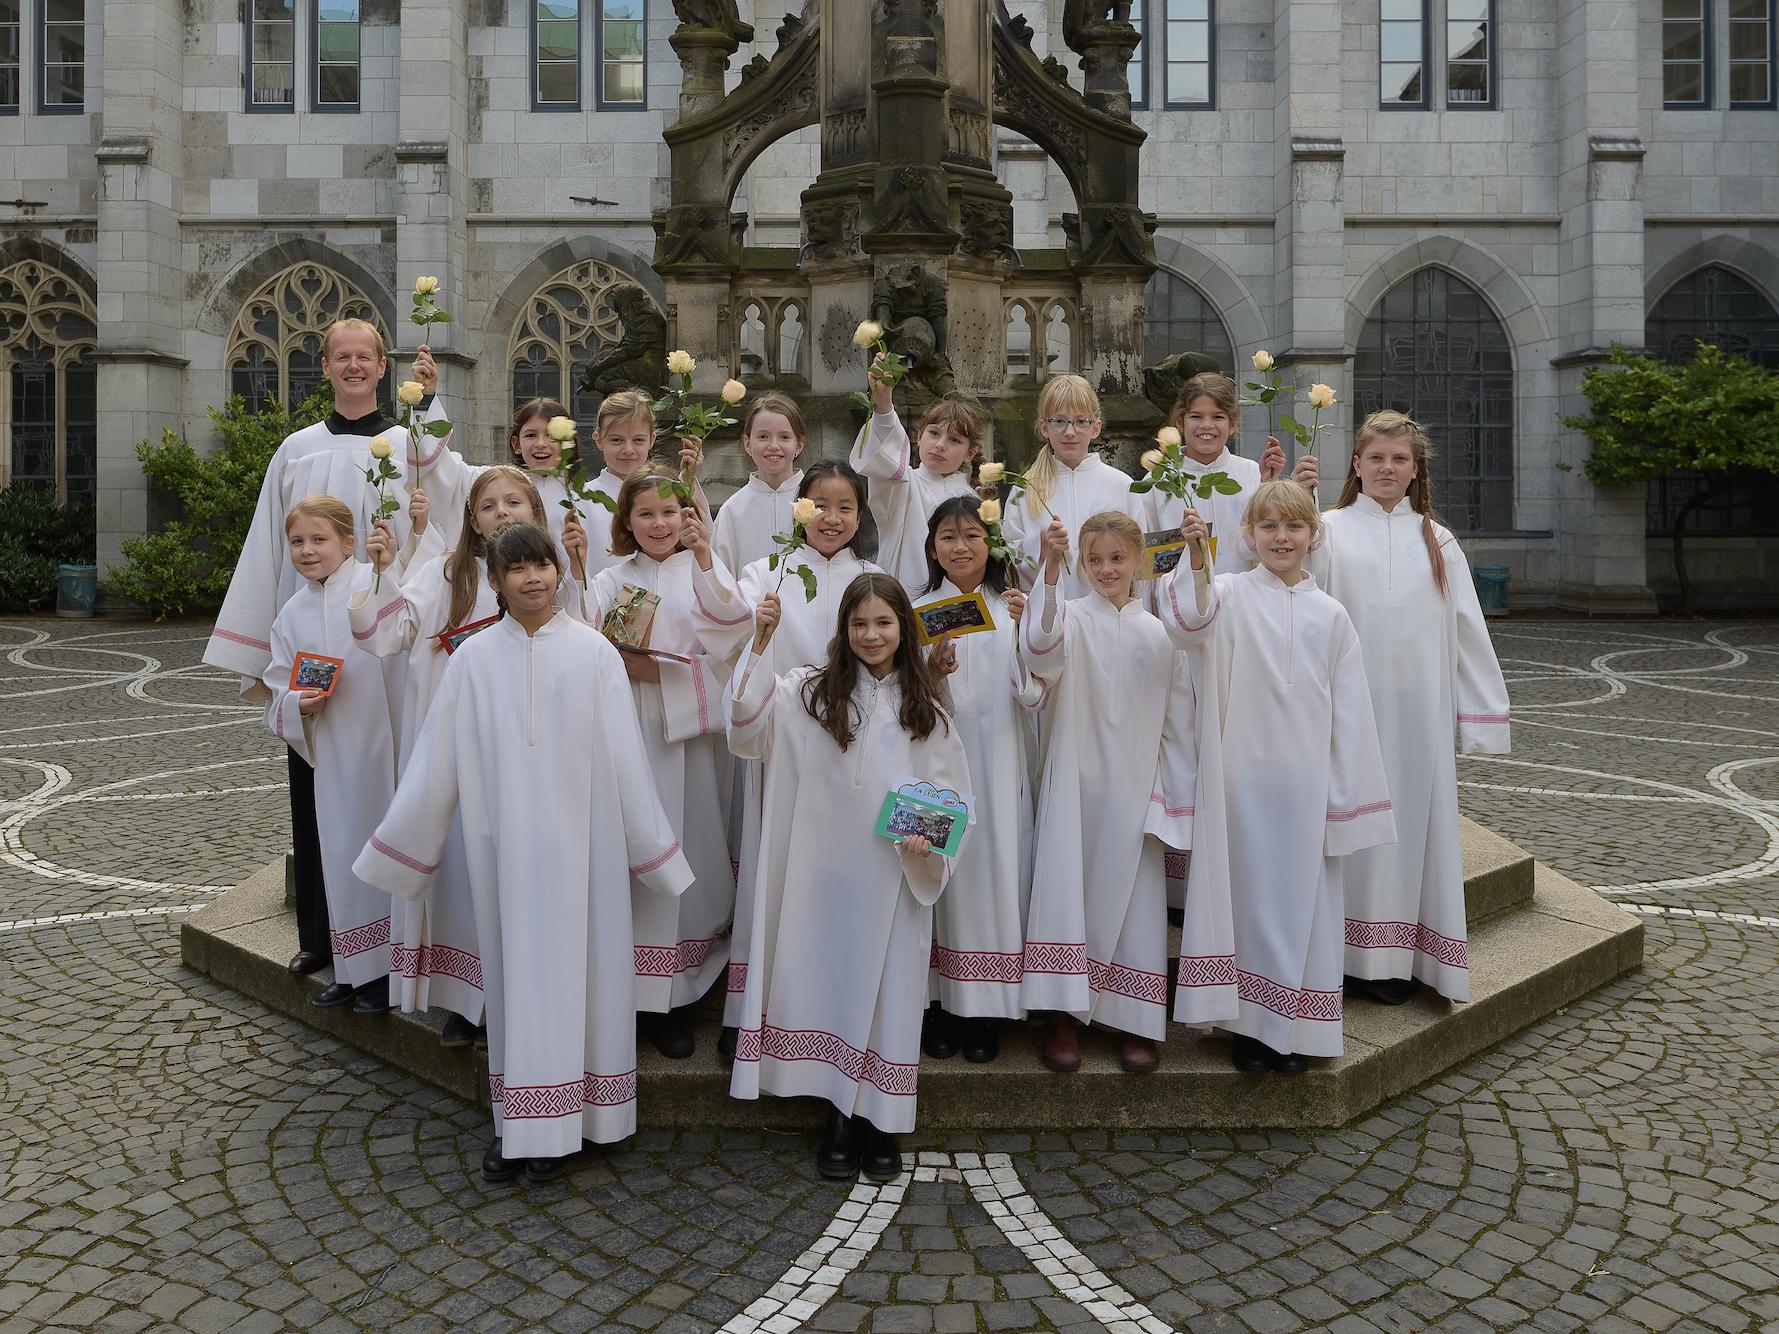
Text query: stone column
1551 0 1655 612
94 0 187 575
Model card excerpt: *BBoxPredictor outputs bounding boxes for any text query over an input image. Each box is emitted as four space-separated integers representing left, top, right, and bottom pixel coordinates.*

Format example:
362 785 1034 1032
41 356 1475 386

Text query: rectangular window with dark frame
39 0 83 111
596 0 645 109
1445 0 1492 106
1729 0 1776 107
248 0 297 110
1663 0 1710 107
535 0 580 109
1129 3 1148 110
0 0 19 113
1380 0 1428 108
1164 0 1213 107
313 0 361 110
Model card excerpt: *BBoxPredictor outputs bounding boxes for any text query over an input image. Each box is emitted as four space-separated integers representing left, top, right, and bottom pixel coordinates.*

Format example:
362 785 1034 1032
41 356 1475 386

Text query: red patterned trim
727 961 747 993
369 834 440 876
734 685 772 728
693 580 751 626
1237 969 1342 1023
1022 940 1087 976
630 841 682 876
1458 712 1509 724
391 941 485 990
213 627 272 651
1328 799 1392 824
634 933 724 978
490 1069 637 1119
332 915 391 958
1022 608 1061 659
1177 955 1237 988
930 942 1023 985
732 1023 919 1096
1087 957 1168 1006
1344 918 1469 970
410 433 448 469
690 655 709 735
353 595 408 640
274 698 288 742
1149 792 1194 818
1163 849 1187 880
1166 569 1219 633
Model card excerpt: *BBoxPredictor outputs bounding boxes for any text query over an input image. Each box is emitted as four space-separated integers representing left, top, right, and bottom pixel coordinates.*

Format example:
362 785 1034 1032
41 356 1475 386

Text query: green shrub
0 486 96 613
110 388 333 619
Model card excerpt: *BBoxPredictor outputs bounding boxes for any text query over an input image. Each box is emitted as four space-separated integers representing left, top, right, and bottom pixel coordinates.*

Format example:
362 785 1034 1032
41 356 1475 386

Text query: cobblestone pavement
2 616 1777 1334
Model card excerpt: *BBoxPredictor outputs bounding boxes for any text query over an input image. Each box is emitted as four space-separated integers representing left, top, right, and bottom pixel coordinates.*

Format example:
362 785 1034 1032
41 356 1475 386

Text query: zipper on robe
525 634 536 746
1284 585 1295 686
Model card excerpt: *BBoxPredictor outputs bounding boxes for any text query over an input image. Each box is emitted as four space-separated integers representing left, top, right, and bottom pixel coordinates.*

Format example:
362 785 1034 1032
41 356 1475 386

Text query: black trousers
286 748 333 959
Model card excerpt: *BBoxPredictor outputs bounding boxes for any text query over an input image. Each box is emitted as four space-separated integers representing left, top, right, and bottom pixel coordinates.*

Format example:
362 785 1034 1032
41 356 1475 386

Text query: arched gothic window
508 258 658 419
1644 266 1779 535
225 262 388 413
1141 271 1234 373
0 258 97 503
1353 267 1515 533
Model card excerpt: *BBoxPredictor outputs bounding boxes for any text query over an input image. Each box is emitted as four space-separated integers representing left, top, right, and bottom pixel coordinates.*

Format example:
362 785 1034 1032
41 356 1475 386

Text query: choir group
202 317 1511 1187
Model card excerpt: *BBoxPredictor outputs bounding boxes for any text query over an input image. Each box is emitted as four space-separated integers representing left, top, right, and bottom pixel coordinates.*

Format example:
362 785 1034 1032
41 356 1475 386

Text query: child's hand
407 488 429 537
1040 517 1070 585
679 436 702 480
297 689 328 716
901 834 932 859
680 509 712 567
1290 452 1319 492
1260 436 1286 482
1004 588 1027 625
413 344 438 396
752 592 782 651
366 519 397 572
562 510 588 571
868 353 895 413
1180 511 1210 571
929 633 958 677
619 648 661 683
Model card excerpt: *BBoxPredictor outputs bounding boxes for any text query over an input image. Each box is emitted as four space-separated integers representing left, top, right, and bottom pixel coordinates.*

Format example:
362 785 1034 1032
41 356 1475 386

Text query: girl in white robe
262 495 396 1005
353 522 692 1183
1159 481 1397 1072
570 471 750 1058
850 362 982 591
714 393 807 575
1313 412 1510 1004
349 467 574 1043
999 375 1143 598
915 497 1040 1061
728 573 971 1181
1017 510 1206 1074
704 461 882 1052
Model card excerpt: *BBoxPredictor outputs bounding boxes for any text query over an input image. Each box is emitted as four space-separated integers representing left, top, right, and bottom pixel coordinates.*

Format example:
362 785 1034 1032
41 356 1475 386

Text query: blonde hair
440 466 547 649
1026 374 1101 510
609 471 685 558
1077 510 1144 600
1171 372 1242 436
1344 410 1448 597
1242 478 1321 530
321 318 386 360
596 388 657 438
284 494 355 541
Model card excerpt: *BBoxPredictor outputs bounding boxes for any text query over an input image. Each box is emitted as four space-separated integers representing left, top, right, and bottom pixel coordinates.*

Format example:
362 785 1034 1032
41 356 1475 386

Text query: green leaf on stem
795 564 818 603
423 419 453 438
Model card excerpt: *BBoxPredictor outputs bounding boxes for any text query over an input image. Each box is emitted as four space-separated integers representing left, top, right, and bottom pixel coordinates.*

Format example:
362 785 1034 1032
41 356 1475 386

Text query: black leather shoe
481 1138 518 1183
717 1025 738 1065
311 981 357 1008
815 1107 861 1179
652 1006 695 1059
524 1154 574 1184
959 1018 999 1064
351 979 391 1014
287 950 328 976
1361 976 1423 1006
859 1120 902 1183
1270 1049 1309 1075
1230 1035 1271 1073
441 1013 479 1048
921 1006 958 1060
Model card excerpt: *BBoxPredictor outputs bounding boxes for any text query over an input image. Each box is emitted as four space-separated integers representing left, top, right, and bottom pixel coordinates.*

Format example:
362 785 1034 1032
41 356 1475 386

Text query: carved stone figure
579 284 668 398
1142 351 1224 420
1062 1 1133 55
957 198 1013 260
871 264 956 398
671 0 754 42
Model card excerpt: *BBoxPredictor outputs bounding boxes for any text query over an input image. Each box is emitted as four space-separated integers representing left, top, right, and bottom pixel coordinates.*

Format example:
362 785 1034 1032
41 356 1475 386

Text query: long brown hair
508 396 568 465
439 466 546 650
801 573 948 752
1338 410 1447 597
914 395 986 483
608 470 686 558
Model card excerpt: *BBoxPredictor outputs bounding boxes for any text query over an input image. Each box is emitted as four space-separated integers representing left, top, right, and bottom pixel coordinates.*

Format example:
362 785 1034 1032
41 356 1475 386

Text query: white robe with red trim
1313 497 1510 1000
1141 448 1263 579
999 452 1142 597
714 470 804 577
262 559 395 988
352 612 692 1156
589 549 749 1011
1016 580 1200 1040
916 581 1042 1018
727 654 971 1132
851 410 977 592
1176 566 1397 1057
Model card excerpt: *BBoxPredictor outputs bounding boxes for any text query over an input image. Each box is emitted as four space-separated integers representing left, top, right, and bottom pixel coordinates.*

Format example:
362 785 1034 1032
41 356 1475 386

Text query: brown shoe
287 950 327 976
1119 1034 1160 1074
1039 1013 1080 1073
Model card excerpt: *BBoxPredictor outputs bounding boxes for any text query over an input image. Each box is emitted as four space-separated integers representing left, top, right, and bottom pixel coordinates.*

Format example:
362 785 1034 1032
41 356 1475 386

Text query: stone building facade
0 0 1774 608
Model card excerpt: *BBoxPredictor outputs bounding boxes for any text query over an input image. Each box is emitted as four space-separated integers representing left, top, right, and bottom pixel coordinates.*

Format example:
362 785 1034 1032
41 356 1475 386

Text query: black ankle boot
717 1025 738 1065
859 1118 902 1183
816 1107 861 1179
959 1017 999 1064
652 1006 695 1058
921 1004 959 1059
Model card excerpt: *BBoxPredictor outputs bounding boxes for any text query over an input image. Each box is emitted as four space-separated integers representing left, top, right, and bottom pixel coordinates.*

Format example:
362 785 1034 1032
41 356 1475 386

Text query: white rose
853 320 884 349
397 380 424 407
368 434 394 460
977 461 1005 485
791 497 820 527
1252 349 1275 372
977 498 1002 524
721 378 747 405
1140 449 1164 471
1308 382 1336 410
547 415 577 443
414 276 440 296
1155 426 1182 449
666 349 696 377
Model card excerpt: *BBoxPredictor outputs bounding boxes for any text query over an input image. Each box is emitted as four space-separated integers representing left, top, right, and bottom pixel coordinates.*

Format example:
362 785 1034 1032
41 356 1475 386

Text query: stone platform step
179 821 1637 1130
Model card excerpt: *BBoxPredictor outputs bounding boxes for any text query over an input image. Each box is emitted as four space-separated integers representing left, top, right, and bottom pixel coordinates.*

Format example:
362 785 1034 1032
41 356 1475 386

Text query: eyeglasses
1042 416 1098 432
